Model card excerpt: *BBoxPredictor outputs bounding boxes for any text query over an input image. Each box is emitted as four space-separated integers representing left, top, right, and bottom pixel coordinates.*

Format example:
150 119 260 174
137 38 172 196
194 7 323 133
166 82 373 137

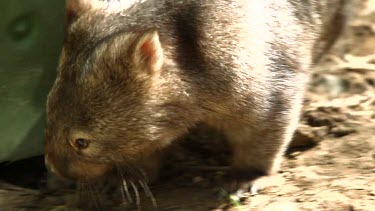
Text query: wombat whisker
119 181 126 204
115 167 129 204
78 182 92 202
122 179 133 203
137 168 149 183
77 182 86 202
139 179 157 208
138 180 150 197
116 161 153 208
130 180 141 208
78 182 96 209
87 182 103 210
77 168 103 207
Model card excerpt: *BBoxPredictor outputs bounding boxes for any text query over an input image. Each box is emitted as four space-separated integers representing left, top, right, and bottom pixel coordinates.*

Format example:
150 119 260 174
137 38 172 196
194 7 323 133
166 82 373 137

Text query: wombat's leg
224 93 303 194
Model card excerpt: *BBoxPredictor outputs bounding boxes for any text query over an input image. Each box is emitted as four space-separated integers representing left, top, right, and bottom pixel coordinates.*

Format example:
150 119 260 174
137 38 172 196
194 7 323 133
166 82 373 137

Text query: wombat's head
45 0 193 182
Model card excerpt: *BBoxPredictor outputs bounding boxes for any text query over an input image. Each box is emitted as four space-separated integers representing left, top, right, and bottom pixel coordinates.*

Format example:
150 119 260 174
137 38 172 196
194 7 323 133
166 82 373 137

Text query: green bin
0 0 65 162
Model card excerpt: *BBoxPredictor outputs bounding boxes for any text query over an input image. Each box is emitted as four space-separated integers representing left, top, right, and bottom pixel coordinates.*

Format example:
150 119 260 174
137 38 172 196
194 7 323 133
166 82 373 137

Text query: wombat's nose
45 154 57 175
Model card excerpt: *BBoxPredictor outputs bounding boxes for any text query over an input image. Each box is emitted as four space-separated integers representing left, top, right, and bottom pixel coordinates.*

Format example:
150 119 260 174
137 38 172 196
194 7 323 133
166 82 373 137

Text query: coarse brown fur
45 0 351 192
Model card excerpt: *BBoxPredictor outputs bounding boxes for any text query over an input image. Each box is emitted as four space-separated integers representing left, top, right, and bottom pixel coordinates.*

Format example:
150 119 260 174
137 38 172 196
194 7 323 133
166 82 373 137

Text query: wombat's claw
251 174 284 194
231 181 259 197
250 184 259 196
225 174 284 197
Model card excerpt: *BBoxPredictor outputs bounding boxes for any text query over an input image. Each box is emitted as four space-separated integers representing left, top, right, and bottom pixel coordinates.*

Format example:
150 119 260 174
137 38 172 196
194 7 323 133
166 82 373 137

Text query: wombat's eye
75 138 89 149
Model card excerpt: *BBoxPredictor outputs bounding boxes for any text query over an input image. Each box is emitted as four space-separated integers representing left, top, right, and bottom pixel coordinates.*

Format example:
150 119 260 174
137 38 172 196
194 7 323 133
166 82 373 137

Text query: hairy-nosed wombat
45 0 350 193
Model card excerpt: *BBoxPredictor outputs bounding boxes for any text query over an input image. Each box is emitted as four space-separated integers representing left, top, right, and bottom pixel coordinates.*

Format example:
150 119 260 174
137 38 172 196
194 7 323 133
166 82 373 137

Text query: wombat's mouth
45 155 157 206
71 164 157 208
45 154 113 182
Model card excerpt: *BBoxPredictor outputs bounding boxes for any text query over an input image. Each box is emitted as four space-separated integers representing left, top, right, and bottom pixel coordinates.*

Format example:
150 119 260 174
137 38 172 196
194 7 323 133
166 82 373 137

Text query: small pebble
192 176 204 184
295 198 304 202
330 125 357 137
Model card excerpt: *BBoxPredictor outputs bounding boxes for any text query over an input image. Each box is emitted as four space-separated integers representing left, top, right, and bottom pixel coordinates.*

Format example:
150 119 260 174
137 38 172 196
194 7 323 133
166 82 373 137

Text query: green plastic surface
0 0 65 161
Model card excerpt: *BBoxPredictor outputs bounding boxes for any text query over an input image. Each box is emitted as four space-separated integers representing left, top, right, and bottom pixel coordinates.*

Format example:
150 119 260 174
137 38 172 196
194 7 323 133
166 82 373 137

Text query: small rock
366 77 375 87
330 125 357 137
295 198 304 203
317 107 341 113
311 74 350 97
290 125 321 148
312 126 330 137
192 176 204 184
289 151 302 158
350 82 367 94
304 110 334 127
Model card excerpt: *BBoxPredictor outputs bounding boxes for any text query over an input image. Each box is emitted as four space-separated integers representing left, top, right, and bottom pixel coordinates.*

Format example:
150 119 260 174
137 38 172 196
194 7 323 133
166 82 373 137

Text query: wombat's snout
44 152 75 180
45 151 113 182
45 154 60 177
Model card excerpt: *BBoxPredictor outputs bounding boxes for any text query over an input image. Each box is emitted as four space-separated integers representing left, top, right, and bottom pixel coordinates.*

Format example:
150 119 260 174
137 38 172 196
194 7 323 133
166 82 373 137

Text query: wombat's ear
132 30 164 75
65 0 94 27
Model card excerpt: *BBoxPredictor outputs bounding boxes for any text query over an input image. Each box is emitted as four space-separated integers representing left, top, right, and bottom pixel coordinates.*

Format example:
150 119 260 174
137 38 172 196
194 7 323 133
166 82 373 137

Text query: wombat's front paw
224 170 284 196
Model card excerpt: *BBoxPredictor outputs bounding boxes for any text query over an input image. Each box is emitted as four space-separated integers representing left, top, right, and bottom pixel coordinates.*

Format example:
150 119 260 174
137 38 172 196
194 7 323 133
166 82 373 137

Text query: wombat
45 0 350 194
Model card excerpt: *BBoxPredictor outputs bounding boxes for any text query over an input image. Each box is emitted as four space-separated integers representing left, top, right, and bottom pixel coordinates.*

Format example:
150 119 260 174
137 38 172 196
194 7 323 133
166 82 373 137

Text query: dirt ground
1 1 375 211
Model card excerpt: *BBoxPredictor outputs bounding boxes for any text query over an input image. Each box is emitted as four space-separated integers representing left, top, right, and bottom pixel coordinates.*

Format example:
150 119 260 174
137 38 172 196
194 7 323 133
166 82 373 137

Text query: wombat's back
68 0 348 74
